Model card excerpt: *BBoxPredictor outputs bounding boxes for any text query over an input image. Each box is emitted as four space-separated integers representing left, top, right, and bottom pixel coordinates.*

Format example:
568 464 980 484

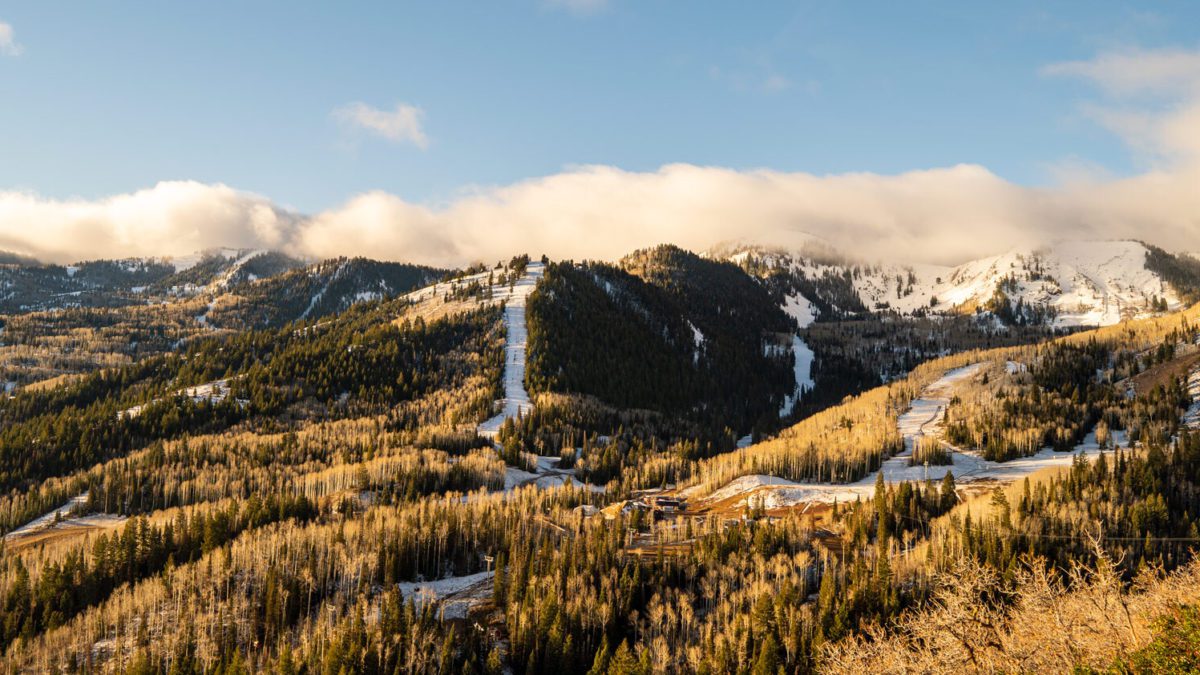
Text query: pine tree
940 471 957 511
752 633 781 675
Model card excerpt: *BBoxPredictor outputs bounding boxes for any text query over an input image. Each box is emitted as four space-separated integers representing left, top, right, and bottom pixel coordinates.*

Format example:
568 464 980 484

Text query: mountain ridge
718 237 1196 328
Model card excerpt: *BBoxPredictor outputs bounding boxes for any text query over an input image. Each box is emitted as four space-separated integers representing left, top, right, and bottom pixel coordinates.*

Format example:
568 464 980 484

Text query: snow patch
118 378 243 419
782 293 817 328
779 335 815 417
503 466 540 490
1183 366 1200 429
688 321 705 364
500 454 606 494
707 475 801 504
897 363 983 450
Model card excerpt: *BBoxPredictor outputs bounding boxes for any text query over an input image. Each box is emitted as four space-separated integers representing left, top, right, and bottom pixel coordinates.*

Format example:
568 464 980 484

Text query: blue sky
1 1 1195 212
2 2 1200 266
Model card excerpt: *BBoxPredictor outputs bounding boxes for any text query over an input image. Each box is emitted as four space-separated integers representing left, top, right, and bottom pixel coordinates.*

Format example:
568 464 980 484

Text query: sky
2 1 1200 266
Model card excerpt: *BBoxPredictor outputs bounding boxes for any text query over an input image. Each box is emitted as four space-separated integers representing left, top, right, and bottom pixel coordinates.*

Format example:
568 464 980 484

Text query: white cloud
332 102 429 149
0 21 23 56
322 163 1050 267
1042 48 1200 97
543 0 608 15
0 182 300 263
1044 47 1200 163
763 74 791 92
709 63 801 95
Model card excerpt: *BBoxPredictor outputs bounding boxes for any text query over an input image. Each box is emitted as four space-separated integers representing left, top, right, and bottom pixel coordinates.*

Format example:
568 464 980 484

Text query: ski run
478 262 544 437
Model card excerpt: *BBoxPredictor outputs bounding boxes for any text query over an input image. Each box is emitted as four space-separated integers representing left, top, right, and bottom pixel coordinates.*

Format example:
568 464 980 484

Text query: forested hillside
0 259 177 314
205 257 443 329
0 253 442 399
796 315 1062 417
0 297 502 493
1145 243 1200 304
525 246 794 443
150 250 304 294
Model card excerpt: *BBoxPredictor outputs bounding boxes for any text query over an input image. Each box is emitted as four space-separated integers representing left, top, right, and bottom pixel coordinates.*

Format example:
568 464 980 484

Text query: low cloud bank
0 161 1196 268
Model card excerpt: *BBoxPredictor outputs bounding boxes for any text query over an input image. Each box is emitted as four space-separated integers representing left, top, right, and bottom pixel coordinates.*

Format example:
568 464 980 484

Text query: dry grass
19 372 86 393
825 457 1170 674
824 546 1200 674
4 516 126 554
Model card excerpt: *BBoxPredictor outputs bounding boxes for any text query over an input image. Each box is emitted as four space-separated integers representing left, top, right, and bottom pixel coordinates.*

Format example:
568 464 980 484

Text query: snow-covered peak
928 240 1180 326
723 239 1184 328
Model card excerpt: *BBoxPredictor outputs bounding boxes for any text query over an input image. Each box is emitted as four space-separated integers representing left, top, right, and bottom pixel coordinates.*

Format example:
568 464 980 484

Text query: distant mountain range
6 238 1195 331
0 248 444 327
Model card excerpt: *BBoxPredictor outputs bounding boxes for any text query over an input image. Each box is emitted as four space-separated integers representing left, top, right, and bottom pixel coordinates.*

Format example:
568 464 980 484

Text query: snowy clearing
706 475 806 504
501 454 606 494
6 493 90 539
214 249 267 289
4 494 126 547
503 466 540 490
897 363 984 450
923 240 1179 327
722 428 1125 512
688 321 705 364
706 362 1128 511
396 571 494 620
